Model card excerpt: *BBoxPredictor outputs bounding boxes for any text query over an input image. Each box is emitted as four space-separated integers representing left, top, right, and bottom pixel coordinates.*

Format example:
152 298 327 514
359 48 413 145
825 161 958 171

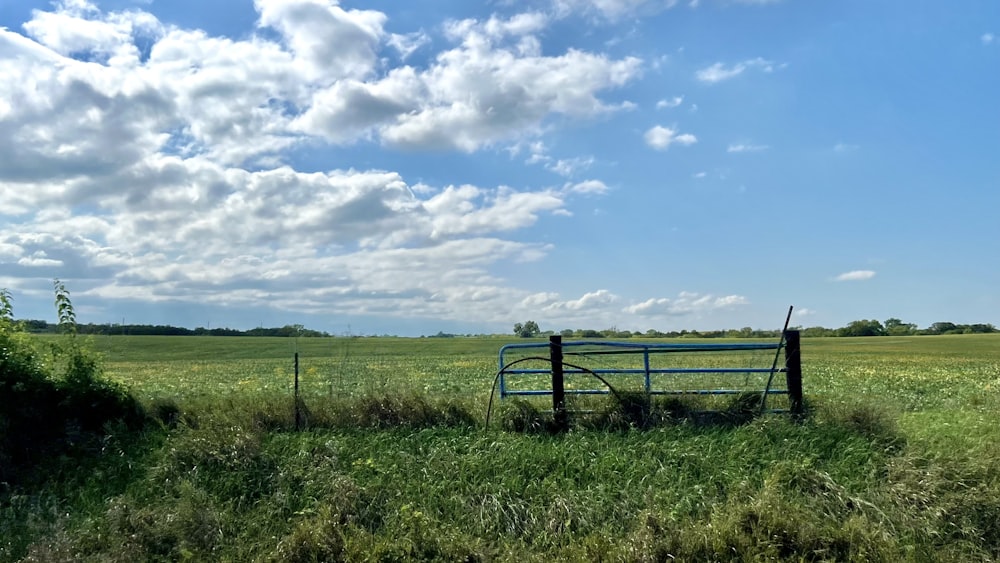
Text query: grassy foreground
2 335 1000 561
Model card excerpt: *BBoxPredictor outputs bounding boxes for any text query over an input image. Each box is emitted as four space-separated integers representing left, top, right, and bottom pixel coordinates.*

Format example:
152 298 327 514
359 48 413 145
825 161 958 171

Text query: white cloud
833 142 859 152
0 153 585 320
644 125 697 150
0 1 690 330
692 171 707 179
696 62 742 83
519 143 596 177
623 291 748 316
566 179 609 194
8 2 646 172
696 57 780 83
254 0 387 81
981 33 995 45
727 143 769 153
656 95 684 109
835 270 876 282
0 243 23 258
17 251 63 268
388 31 430 60
520 292 560 308
544 289 620 311
22 0 162 64
553 0 680 21
549 156 596 177
295 13 642 151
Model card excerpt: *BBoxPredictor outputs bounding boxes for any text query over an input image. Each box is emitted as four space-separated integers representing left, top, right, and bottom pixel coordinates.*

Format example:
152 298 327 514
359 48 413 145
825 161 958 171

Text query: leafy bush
0 284 145 483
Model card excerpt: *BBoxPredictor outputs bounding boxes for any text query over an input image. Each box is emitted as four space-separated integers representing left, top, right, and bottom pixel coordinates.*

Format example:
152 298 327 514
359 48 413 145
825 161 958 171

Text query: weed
147 397 183 428
266 505 347 563
324 392 478 429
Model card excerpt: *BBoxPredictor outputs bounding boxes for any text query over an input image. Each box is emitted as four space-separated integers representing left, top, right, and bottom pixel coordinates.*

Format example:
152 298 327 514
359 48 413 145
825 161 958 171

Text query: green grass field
3 334 1000 561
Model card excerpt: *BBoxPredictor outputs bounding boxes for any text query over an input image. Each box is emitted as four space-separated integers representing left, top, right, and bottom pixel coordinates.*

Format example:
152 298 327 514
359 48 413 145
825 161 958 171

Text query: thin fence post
784 330 802 415
294 352 301 431
550 335 568 432
643 348 651 395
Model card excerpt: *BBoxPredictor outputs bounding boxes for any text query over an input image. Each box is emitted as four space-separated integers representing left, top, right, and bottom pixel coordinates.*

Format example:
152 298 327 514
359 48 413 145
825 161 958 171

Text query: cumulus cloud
644 125 697 150
544 289 620 311
0 153 581 319
5 2 643 173
294 13 641 151
0 1 708 329
0 15 586 328
254 0 387 81
623 292 748 316
22 0 163 64
835 270 876 281
696 57 781 83
17 251 63 268
509 288 727 329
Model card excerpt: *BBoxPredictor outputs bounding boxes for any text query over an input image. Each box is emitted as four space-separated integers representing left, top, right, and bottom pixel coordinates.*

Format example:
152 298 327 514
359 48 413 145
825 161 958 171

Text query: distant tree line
17 317 997 339
799 319 997 337
21 320 329 337
514 319 997 339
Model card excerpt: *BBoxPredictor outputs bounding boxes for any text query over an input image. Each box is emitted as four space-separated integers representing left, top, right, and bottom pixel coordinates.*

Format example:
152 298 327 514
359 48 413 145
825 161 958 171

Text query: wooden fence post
550 335 568 432
294 352 301 430
784 330 803 415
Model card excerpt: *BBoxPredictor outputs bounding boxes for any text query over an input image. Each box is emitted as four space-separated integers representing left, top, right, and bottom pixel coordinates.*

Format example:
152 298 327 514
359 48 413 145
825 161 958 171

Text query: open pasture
7 333 999 561
88 333 1000 413
86 333 1000 451
85 332 1000 466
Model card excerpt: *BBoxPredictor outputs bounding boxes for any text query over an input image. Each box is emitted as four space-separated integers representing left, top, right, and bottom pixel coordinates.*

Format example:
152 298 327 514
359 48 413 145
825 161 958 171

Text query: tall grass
2 391 997 561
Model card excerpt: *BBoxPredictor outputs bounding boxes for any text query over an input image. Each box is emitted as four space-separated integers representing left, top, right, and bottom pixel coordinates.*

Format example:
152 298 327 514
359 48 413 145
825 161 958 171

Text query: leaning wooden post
550 335 568 432
294 352 301 431
784 330 803 415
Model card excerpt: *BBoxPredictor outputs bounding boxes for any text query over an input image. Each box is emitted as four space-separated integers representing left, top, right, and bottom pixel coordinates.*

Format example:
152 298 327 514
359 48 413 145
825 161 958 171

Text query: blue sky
0 0 997 336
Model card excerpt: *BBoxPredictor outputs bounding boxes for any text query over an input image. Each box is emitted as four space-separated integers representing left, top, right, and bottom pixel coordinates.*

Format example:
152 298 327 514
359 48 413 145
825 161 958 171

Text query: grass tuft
498 399 547 433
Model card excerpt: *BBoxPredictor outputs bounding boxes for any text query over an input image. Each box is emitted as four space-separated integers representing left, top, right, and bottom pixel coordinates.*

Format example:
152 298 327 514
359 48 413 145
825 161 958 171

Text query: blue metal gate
497 331 802 416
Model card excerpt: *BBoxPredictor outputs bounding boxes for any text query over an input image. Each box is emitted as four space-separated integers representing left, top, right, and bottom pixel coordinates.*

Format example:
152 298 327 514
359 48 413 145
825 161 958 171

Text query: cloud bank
0 0 749 331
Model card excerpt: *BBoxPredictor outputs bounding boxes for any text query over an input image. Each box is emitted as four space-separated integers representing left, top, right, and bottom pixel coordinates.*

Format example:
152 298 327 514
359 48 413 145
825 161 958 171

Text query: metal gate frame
498 331 803 429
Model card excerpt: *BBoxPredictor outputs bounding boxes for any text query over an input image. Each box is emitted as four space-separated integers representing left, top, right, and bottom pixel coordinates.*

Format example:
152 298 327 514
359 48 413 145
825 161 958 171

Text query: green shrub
0 284 145 483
